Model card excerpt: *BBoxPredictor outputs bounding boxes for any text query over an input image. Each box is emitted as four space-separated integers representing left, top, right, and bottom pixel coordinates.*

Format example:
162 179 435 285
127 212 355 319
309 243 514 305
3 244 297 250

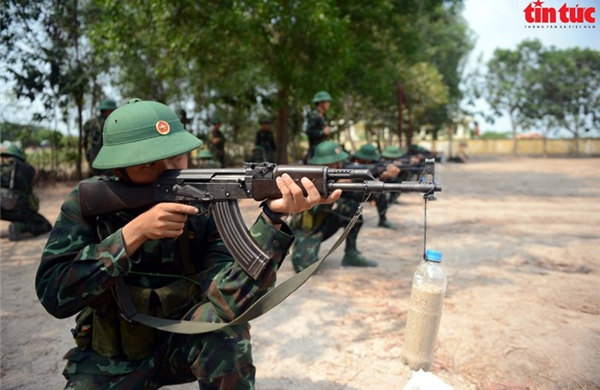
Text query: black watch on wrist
260 201 288 224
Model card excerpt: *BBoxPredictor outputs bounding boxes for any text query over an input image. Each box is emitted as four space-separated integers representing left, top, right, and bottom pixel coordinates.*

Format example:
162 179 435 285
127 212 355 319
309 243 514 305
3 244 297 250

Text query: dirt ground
1 157 599 390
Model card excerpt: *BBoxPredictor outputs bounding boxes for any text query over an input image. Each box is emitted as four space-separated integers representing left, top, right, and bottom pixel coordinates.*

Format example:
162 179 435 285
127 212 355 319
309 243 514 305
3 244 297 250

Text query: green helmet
311 91 332 104
259 115 271 124
211 116 222 125
1 144 26 161
381 145 405 159
92 99 202 169
197 149 214 159
99 99 117 111
354 144 380 161
309 141 348 165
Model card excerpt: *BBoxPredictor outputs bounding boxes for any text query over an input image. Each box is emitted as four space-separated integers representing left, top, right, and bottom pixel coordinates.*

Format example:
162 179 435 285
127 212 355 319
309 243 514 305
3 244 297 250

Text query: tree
479 39 543 153
3 0 109 179
532 47 600 154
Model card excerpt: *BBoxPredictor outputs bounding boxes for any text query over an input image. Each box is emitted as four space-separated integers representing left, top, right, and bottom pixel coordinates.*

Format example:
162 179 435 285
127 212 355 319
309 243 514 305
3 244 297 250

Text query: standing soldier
209 116 226 168
83 99 117 176
1 144 52 241
304 91 333 161
254 116 276 162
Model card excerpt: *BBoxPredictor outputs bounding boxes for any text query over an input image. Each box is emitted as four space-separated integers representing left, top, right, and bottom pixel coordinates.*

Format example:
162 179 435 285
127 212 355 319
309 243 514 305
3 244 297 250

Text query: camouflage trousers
63 321 254 390
1 204 52 237
291 206 363 272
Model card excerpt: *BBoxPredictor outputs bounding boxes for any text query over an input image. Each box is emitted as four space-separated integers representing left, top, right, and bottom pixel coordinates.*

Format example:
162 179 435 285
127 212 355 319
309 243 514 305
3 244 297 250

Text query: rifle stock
79 161 441 279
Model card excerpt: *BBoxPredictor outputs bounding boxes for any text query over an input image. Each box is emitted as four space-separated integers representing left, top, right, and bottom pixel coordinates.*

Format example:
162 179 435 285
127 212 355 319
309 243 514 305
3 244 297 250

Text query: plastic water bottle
401 249 447 372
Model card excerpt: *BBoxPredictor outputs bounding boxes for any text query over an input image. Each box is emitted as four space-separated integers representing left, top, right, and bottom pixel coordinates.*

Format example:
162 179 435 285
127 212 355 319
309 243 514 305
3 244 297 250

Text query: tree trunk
275 88 289 164
397 82 404 148
76 103 83 180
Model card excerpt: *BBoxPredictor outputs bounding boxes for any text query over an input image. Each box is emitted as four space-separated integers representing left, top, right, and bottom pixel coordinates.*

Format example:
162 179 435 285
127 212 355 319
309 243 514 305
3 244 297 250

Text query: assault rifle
79 160 441 279
344 159 425 179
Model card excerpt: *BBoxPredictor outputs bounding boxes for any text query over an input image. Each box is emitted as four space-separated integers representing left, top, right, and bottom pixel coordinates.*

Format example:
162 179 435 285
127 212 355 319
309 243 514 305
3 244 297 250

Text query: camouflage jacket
1 157 35 192
83 115 107 164
304 109 330 156
36 180 294 323
254 129 277 162
1 157 38 214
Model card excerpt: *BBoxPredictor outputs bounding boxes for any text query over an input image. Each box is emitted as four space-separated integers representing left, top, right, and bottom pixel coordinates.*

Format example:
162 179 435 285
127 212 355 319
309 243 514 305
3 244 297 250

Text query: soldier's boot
342 235 377 267
377 218 397 230
8 223 23 242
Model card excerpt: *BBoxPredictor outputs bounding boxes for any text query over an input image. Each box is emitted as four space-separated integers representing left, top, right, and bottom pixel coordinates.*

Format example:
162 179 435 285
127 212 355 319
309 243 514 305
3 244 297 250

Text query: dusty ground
1 157 599 390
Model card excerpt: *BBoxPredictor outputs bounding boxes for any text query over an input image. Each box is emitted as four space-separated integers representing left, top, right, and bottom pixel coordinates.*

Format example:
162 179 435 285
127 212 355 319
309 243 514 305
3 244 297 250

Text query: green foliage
531 47 600 139
470 39 599 144
6 0 472 165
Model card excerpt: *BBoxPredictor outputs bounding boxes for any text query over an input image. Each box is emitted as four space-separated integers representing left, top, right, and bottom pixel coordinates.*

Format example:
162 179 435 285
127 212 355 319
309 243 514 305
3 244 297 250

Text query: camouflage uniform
305 108 330 160
254 123 276 163
37 184 292 389
35 100 296 389
209 121 226 168
350 144 397 230
83 100 117 176
304 91 333 159
1 146 52 240
290 196 366 272
289 141 377 272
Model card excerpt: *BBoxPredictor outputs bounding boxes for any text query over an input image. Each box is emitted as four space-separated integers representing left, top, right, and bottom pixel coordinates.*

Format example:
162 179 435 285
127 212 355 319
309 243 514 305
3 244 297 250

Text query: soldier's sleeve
191 213 294 321
35 184 133 319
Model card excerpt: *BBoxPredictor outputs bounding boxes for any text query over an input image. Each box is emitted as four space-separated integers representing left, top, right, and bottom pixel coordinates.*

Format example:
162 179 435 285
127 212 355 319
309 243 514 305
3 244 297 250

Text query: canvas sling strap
114 197 369 334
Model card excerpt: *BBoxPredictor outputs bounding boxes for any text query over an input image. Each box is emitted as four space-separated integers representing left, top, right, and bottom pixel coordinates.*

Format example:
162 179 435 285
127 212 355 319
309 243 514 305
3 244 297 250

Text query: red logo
156 120 170 135
523 1 596 23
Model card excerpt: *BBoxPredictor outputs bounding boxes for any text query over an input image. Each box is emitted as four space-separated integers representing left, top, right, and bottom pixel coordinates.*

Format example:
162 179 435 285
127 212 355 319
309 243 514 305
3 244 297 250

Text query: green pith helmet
92 99 203 169
259 115 271 124
311 91 332 104
381 145 405 159
309 141 348 165
354 143 380 161
99 99 117 111
1 144 26 161
197 149 214 159
211 116 222 125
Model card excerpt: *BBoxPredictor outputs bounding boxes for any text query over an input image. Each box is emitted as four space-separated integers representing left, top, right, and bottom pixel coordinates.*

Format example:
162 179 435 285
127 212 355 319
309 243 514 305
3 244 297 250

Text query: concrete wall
421 138 600 158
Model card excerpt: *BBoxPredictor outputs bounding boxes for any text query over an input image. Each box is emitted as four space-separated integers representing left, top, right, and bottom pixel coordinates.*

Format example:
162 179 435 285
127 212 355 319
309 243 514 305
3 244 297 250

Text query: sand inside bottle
401 282 445 371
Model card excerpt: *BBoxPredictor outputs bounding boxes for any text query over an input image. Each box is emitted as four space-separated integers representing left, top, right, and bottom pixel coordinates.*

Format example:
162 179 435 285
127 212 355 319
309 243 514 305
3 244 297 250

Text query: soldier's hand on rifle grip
121 203 199 256
265 173 341 217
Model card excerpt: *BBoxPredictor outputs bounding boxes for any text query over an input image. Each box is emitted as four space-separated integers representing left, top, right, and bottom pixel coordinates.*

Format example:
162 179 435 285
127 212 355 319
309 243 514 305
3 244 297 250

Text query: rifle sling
114 198 367 334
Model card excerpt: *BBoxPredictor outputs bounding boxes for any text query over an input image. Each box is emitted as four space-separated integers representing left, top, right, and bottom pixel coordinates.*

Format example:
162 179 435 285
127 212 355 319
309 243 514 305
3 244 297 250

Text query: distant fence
421 138 600 158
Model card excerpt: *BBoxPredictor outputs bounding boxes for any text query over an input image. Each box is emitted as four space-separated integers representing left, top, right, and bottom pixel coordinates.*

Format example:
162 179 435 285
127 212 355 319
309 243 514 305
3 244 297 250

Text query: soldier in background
347 143 400 230
304 91 333 161
1 144 52 241
254 116 276 163
209 116 226 167
83 99 117 176
290 141 378 272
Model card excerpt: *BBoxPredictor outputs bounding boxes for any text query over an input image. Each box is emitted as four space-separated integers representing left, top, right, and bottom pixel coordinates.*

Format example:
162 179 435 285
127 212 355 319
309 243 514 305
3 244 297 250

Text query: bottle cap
425 249 442 262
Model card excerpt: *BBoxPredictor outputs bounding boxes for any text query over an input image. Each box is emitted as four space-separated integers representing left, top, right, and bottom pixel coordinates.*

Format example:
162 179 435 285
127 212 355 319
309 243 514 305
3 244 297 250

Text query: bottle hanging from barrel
401 249 447 371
